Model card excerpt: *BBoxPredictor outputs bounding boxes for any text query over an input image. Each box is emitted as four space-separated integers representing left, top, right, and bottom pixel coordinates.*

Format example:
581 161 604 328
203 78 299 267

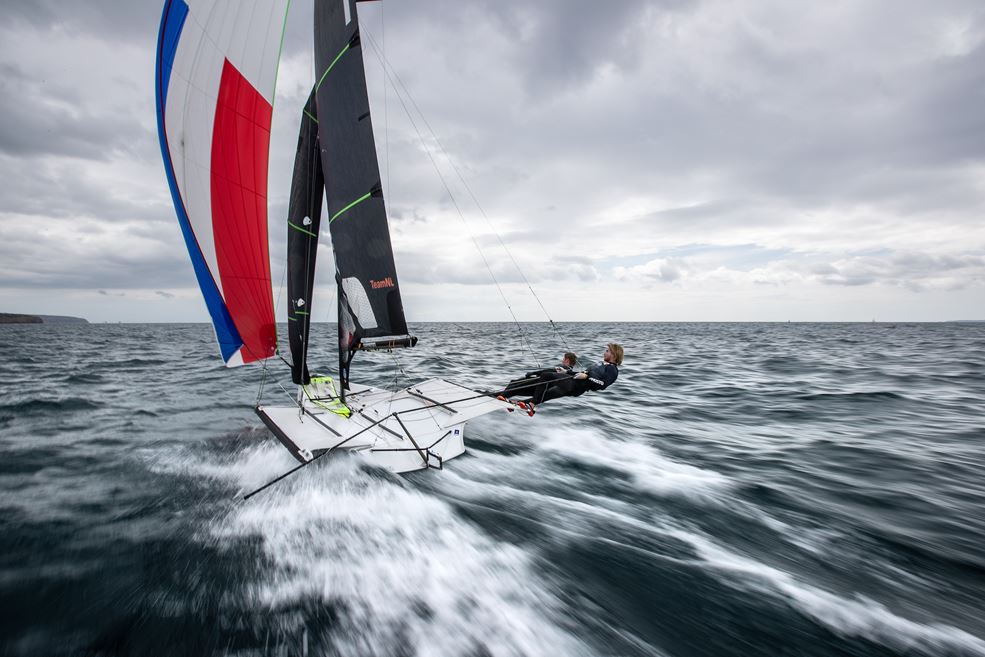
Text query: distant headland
0 313 89 325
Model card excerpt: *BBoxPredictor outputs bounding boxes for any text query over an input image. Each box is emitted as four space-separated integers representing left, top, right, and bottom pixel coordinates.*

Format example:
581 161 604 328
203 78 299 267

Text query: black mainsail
287 0 412 394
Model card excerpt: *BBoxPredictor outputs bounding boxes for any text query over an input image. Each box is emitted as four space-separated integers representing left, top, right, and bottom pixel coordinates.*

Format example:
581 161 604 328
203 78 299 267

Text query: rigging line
360 29 540 369
257 260 290 405
273 377 298 404
255 371 301 407
361 30 569 354
255 363 268 406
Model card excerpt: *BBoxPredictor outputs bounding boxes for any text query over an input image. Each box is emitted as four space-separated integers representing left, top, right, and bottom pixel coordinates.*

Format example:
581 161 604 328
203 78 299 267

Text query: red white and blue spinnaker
155 0 289 366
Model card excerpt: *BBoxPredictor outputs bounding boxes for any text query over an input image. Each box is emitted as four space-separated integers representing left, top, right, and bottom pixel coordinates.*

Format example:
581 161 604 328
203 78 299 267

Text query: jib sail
286 90 324 385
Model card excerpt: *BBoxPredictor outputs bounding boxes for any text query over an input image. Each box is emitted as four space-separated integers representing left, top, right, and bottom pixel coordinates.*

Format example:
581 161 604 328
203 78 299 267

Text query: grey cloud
621 200 784 234
495 228 565 247
0 218 195 290
611 249 985 292
552 255 595 266
615 257 687 285
542 261 601 283
5 1 162 45
394 247 599 286
810 263 838 276
383 1 985 226
388 206 429 224
377 0 689 97
799 252 985 290
655 262 682 283
0 251 196 290
394 249 526 286
0 62 148 161
737 44 985 209
0 154 170 223
479 0 670 96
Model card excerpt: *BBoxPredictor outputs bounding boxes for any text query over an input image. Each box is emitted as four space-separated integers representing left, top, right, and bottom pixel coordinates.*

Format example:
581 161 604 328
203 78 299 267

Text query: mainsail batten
155 0 287 366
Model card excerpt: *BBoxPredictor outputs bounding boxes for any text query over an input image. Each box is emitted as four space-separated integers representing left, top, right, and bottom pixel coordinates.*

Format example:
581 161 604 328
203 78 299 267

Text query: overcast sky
1 0 983 323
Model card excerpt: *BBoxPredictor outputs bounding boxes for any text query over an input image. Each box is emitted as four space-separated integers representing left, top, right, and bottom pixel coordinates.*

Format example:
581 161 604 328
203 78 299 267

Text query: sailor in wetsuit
498 352 577 399
503 343 623 408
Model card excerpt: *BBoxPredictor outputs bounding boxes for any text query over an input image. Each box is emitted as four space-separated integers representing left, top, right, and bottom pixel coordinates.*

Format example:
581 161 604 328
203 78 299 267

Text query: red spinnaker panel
211 59 276 364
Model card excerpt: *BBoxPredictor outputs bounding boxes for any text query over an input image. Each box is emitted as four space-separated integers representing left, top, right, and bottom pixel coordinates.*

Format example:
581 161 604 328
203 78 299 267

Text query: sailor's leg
540 385 570 403
527 382 548 404
499 375 541 397
529 371 568 404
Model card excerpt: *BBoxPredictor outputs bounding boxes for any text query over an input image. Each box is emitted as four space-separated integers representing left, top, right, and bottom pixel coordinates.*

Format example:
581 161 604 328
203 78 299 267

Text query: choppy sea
1 322 984 657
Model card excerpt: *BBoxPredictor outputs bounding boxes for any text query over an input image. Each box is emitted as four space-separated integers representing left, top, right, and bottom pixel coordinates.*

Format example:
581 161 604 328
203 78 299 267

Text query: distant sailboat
156 0 511 473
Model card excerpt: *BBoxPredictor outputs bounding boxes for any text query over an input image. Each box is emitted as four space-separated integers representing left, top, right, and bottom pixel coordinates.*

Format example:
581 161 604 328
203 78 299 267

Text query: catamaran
155 0 515 474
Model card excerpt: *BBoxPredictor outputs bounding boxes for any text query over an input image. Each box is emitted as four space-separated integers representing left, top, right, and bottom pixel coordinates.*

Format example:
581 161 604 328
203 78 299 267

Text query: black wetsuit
583 362 619 392
500 365 573 399
527 361 619 405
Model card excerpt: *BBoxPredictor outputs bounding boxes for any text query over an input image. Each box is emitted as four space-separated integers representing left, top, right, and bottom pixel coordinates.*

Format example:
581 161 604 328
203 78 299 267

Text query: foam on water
200 446 592 657
536 426 733 501
458 424 733 507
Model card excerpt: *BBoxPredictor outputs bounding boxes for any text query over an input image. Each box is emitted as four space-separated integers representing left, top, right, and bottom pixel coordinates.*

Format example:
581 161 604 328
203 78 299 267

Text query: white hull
256 378 509 474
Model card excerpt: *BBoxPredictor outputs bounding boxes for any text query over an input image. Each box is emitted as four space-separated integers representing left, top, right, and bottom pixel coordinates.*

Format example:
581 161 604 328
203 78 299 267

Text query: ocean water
1 322 984 657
